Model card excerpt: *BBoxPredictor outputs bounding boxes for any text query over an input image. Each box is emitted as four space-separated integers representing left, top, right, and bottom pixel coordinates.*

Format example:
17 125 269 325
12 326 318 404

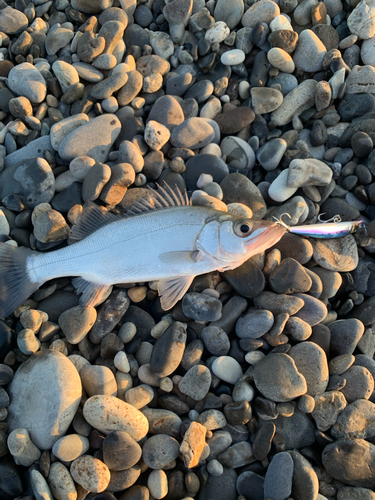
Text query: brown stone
180 421 207 468
215 107 255 134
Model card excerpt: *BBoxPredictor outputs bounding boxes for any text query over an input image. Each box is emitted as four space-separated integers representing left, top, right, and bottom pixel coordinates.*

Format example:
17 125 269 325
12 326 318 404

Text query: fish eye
234 221 252 237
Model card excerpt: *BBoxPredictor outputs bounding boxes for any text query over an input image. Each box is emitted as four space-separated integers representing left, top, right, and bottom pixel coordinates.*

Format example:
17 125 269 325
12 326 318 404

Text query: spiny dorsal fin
126 183 190 216
69 184 191 243
68 201 121 244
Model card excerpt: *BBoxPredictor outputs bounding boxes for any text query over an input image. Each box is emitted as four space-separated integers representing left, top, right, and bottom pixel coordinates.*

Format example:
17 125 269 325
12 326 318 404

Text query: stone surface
7 350 81 450
252 353 307 402
59 114 121 163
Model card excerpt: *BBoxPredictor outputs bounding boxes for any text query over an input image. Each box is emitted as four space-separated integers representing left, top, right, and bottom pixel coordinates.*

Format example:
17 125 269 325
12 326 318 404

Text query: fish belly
27 207 217 285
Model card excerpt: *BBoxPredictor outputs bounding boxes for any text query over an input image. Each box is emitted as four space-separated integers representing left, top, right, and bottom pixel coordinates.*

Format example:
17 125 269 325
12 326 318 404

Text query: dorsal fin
126 183 191 216
68 202 121 244
69 184 191 243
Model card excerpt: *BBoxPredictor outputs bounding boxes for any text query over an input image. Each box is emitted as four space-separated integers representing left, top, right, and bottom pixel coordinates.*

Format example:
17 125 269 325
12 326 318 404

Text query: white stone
361 35 375 65
220 49 245 65
212 356 243 384
348 0 375 39
268 47 295 73
144 120 170 151
269 14 293 31
205 21 230 44
52 434 90 462
148 469 168 499
83 395 149 440
114 351 131 373
69 155 95 180
268 168 298 202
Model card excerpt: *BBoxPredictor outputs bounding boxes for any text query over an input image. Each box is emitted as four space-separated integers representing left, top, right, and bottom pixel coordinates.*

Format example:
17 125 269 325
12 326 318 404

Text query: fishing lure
274 213 363 238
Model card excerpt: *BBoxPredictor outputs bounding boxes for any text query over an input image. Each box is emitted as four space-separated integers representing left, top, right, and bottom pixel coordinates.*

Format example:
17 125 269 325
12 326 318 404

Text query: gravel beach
0 0 375 499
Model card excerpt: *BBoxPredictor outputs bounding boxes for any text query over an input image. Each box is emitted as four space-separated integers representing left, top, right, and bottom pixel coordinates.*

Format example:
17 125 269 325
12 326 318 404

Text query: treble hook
317 213 342 223
273 213 292 230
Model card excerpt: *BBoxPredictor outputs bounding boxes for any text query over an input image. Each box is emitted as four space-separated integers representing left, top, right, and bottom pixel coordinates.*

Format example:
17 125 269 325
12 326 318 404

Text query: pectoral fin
158 275 195 310
158 250 204 265
73 277 111 308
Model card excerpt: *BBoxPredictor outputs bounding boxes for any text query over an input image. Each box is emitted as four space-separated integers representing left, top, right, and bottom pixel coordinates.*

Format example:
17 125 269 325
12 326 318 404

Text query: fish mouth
245 223 287 255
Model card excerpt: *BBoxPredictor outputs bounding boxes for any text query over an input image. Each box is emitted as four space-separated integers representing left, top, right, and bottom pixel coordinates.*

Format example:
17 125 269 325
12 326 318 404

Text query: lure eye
234 221 252 237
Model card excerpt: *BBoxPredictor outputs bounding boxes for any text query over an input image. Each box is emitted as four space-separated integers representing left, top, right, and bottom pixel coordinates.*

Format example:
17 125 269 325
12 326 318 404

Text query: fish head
196 214 287 270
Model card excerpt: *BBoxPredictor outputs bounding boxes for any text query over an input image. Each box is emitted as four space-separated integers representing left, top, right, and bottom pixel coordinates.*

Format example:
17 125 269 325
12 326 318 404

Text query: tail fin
0 243 42 318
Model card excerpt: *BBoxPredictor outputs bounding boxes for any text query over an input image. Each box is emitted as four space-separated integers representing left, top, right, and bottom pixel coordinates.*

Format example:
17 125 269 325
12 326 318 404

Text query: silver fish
0 185 287 317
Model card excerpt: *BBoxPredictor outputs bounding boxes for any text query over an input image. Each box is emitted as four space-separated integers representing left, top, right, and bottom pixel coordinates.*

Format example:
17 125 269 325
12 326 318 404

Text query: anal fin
72 277 110 308
158 275 195 311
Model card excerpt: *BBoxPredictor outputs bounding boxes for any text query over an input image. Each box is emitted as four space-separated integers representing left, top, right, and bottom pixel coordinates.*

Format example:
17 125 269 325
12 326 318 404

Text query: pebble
271 79 317 126
48 462 77 500
83 395 149 441
182 292 222 321
171 117 214 149
329 319 365 356
312 234 359 272
212 356 243 384
142 434 180 469
71 455 110 493
7 350 81 450
264 452 293 500
235 309 274 339
52 433 89 462
179 365 212 401
59 114 121 164
323 439 375 489
7 428 41 467
289 342 329 396
7 62 47 104
253 353 307 402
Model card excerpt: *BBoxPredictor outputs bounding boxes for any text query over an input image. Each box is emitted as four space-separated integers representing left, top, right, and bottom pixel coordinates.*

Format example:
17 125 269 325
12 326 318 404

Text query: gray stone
256 138 287 171
235 309 274 339
271 79 317 126
182 292 222 322
0 7 28 35
214 0 244 29
288 450 319 500
58 114 121 163
7 62 47 104
293 293 328 326
220 136 255 170
0 157 55 209
287 158 333 187
7 350 81 450
332 399 375 439
347 0 375 39
312 234 359 272
253 353 307 402
201 326 230 356
323 439 375 488
289 342 329 396
341 365 374 403
264 452 293 500
274 408 316 449
179 365 211 400
170 117 214 149
311 390 347 431
329 319 365 356
46 24 74 56
221 173 267 218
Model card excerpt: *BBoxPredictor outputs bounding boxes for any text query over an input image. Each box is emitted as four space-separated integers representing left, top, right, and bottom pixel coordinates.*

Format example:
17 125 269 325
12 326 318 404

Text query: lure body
288 220 363 238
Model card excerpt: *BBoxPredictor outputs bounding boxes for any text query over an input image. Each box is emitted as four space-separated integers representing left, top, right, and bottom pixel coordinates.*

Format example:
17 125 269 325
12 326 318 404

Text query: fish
0 185 288 317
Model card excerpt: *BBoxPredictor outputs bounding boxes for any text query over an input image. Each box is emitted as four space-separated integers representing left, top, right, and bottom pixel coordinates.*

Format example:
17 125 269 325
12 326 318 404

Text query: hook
273 213 292 230
317 213 342 223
